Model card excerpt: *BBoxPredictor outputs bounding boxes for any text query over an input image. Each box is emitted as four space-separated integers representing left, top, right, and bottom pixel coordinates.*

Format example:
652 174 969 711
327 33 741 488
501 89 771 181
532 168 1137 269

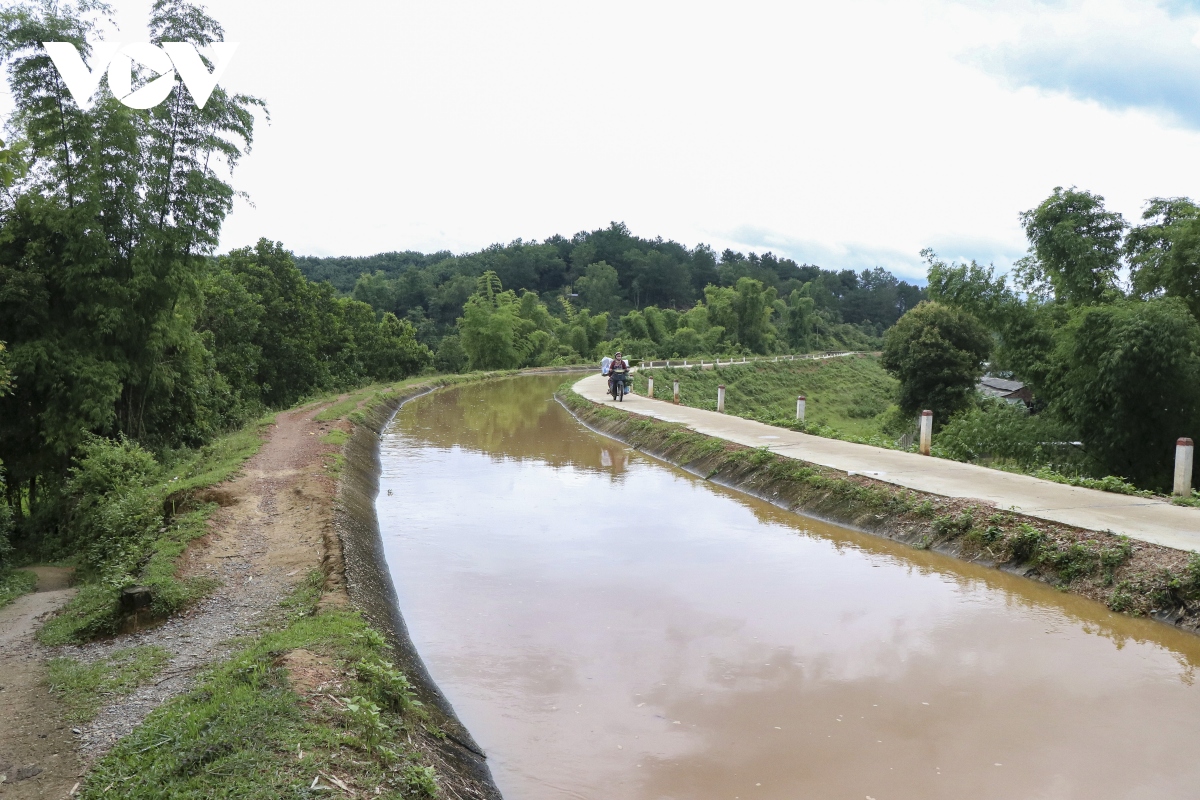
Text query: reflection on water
392 375 628 476
378 375 1200 799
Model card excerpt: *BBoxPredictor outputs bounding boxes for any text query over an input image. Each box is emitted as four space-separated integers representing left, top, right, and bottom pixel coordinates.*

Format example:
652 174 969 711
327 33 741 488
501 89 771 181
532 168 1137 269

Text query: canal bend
376 374 1200 800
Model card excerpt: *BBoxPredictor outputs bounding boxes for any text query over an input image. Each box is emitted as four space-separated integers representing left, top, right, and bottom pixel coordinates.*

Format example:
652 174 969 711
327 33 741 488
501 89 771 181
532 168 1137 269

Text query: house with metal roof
977 376 1032 406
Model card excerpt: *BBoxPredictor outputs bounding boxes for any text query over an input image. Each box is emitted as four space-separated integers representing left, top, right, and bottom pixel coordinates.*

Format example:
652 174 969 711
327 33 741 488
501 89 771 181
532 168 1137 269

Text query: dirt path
0 402 349 798
0 569 79 797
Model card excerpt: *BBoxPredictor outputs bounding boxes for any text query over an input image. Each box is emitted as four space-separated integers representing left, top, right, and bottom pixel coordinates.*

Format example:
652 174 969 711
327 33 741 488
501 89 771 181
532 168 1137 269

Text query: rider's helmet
615 351 623 357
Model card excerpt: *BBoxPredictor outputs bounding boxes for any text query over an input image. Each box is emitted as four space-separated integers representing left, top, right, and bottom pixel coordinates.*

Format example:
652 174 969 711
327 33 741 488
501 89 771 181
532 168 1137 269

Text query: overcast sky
20 0 1200 280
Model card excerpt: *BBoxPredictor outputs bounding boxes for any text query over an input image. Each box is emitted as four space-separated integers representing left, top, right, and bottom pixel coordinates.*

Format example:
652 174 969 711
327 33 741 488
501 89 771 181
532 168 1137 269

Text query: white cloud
10 0 1200 279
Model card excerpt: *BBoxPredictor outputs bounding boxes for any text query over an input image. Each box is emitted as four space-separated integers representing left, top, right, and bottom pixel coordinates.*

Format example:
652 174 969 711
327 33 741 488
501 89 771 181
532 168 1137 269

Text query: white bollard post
796 395 806 422
646 377 654 399
673 380 680 405
1175 437 1194 496
717 385 726 413
919 410 933 456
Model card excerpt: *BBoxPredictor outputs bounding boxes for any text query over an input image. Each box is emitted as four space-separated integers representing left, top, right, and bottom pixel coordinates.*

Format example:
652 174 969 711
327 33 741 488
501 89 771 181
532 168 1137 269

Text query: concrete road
574 373 1200 552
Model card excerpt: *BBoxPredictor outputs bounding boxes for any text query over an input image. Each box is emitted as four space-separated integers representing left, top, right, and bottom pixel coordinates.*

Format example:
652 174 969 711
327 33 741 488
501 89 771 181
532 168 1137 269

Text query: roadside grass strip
77 574 444 800
634 355 901 442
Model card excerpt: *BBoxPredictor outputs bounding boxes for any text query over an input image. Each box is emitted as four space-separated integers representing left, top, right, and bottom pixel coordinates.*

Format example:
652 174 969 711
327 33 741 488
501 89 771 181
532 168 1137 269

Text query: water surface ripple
377 375 1200 799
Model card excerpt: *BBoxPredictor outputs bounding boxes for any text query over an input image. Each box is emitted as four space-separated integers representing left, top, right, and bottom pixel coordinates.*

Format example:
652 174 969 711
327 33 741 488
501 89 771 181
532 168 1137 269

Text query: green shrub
356 658 421 714
938 399 1088 472
402 764 439 797
65 436 165 584
1007 524 1045 563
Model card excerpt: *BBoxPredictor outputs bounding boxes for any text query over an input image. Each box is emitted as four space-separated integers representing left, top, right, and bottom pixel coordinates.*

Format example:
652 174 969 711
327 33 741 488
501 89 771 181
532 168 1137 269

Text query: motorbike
609 370 629 401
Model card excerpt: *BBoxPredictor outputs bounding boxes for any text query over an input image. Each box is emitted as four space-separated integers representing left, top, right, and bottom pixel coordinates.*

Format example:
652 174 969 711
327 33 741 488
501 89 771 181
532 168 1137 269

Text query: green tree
702 279 779 353
1016 187 1127 304
574 261 621 316
458 272 525 370
0 341 10 397
1126 197 1200 319
881 301 991 421
1042 298 1200 489
433 335 468 373
924 249 1056 387
783 290 816 351
0 0 263 514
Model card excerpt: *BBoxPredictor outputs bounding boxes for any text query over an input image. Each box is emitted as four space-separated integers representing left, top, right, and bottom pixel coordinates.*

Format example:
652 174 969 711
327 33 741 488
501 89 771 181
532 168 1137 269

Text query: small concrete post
796 395 806 422
717 385 726 413
673 380 680 404
919 410 933 456
1175 437 1194 496
646 377 654 399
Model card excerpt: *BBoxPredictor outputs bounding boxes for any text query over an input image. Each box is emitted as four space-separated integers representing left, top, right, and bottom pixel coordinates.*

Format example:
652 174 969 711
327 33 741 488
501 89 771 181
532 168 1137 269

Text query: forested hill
295 223 926 338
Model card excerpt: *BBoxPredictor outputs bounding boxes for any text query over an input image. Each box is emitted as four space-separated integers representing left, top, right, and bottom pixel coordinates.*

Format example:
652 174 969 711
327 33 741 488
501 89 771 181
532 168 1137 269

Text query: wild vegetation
0 1 430 585
77 572 449 799
918 187 1200 492
633 356 902 441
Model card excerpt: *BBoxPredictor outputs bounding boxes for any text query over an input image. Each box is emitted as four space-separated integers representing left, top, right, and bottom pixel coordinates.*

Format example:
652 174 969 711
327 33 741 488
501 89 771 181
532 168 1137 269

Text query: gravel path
0 401 346 798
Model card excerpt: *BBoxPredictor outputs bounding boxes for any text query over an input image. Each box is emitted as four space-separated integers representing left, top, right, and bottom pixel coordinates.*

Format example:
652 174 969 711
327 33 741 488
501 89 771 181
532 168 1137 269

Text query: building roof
979 376 1025 393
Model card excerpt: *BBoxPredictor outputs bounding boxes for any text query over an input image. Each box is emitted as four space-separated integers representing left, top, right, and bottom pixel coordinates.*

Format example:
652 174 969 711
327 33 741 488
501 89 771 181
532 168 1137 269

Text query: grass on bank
562 387 1200 617
634 355 902 441
78 572 445 799
0 567 38 608
48 645 172 722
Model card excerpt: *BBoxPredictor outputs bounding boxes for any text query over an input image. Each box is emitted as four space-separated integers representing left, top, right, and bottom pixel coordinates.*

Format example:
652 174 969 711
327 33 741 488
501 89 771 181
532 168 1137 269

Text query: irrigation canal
376 374 1200 799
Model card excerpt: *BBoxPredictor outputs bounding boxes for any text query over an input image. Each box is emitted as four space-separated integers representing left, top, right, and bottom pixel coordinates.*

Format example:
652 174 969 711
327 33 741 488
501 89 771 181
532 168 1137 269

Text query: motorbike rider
608 351 629 396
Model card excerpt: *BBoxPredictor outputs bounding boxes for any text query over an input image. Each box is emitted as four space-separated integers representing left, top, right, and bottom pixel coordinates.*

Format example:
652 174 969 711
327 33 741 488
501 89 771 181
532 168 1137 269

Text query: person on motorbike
608 352 629 398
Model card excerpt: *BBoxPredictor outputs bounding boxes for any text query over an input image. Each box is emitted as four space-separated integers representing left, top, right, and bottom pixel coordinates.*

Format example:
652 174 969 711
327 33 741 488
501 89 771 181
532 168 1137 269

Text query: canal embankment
2 371 544 799
385 374 1200 799
562 376 1200 633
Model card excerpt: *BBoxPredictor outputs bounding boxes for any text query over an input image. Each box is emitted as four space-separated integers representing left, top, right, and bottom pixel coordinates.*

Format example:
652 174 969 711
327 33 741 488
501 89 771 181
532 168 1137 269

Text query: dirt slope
0 402 349 798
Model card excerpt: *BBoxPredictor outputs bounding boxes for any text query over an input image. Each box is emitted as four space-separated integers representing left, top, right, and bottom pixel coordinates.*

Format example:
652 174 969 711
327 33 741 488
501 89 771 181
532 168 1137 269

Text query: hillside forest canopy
298 226 927 371
0 0 1197 596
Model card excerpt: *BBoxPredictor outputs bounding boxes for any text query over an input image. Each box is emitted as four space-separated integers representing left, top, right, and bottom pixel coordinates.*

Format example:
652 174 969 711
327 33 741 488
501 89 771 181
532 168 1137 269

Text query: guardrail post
796 395 806 421
646 377 654 399
919 410 933 456
673 380 680 405
717 385 726 412
1175 437 1194 496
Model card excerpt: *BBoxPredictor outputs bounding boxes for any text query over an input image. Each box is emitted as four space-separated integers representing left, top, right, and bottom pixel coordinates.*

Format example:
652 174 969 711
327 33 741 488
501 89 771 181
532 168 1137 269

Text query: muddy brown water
376 375 1200 799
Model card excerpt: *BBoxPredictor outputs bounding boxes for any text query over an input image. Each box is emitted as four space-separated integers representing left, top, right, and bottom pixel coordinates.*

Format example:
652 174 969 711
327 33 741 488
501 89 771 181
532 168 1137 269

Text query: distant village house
977 376 1032 407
